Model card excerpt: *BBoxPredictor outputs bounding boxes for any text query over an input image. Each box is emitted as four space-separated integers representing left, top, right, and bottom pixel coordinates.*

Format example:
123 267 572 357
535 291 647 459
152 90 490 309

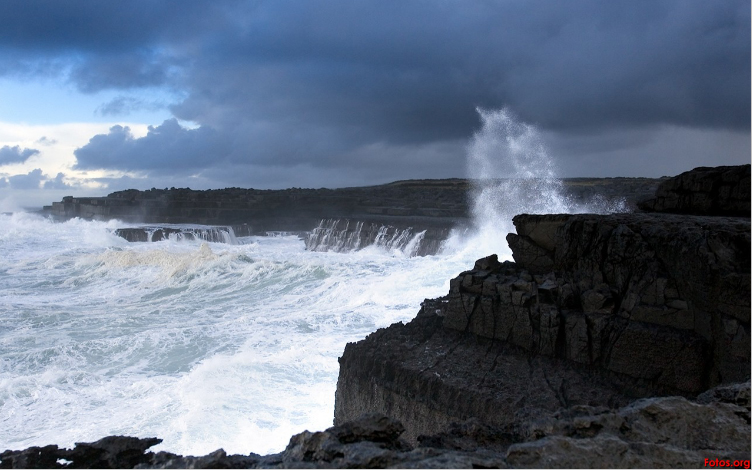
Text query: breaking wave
443 107 626 259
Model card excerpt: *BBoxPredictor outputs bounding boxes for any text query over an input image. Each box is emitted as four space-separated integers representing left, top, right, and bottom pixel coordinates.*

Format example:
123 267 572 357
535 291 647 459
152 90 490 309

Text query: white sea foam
0 108 627 456
443 107 626 259
0 212 475 455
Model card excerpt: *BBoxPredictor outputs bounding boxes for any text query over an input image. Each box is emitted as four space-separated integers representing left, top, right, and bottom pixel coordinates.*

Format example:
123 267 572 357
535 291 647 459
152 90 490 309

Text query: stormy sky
0 0 749 206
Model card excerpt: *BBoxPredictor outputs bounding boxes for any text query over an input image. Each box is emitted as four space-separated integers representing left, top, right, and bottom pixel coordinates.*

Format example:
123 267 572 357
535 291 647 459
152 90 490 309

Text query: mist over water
0 109 627 457
444 107 625 258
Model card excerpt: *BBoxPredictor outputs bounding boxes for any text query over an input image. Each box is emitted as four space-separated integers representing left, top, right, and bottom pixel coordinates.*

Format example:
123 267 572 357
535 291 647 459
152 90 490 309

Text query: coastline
1 165 749 468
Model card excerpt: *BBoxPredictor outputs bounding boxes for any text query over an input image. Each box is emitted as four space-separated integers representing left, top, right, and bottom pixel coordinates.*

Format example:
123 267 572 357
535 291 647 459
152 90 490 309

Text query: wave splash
444 107 626 259
304 219 434 257
113 226 238 244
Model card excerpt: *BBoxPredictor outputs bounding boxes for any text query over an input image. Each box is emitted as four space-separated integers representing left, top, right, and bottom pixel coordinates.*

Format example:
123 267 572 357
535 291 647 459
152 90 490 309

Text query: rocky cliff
335 212 750 438
41 178 660 228
334 165 751 464
41 179 472 232
5 165 749 468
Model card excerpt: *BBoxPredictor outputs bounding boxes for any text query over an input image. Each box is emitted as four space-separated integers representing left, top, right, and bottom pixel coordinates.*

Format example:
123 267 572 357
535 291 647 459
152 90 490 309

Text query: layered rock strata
503 212 749 391
335 211 750 447
335 297 633 444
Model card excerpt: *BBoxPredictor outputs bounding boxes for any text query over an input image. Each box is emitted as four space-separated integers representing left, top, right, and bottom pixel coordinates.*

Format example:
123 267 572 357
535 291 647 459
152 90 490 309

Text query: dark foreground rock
333 165 750 466
3 387 749 469
336 211 750 439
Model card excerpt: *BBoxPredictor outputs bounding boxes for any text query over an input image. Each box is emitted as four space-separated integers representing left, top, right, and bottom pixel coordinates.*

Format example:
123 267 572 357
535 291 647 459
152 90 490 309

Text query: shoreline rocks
2 383 748 468
334 208 750 445
4 165 749 468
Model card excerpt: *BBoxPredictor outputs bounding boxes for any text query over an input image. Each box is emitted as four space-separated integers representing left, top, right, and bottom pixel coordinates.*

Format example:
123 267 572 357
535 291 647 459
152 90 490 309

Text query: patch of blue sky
0 76 178 126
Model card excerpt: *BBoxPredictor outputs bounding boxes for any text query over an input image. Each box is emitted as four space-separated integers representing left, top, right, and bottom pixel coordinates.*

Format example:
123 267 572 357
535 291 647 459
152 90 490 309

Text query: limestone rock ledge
334 209 750 465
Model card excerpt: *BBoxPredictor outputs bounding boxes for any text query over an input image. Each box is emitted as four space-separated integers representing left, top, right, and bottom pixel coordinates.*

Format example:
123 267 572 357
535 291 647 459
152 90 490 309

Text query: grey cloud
74 119 232 173
545 126 752 177
0 1 238 55
4 169 77 190
8 168 44 189
171 0 750 136
4 0 746 131
0 145 39 165
43 172 74 190
36 136 58 146
71 52 176 93
96 96 166 117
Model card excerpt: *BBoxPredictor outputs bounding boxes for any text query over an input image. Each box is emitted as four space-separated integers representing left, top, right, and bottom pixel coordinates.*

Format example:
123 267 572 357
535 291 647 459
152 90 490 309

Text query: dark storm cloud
172 0 751 137
74 119 232 172
0 0 748 183
0 146 39 165
0 0 239 90
0 1 237 55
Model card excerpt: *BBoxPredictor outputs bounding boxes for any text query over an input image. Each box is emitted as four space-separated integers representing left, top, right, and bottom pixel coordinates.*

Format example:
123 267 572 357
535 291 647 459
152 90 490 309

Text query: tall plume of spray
446 107 611 260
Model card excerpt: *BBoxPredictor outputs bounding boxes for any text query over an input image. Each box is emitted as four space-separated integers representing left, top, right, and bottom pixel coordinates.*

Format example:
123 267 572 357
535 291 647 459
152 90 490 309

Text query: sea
0 108 624 456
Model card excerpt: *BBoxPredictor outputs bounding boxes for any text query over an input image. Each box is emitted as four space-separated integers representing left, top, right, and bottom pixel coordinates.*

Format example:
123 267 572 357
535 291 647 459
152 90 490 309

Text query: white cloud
0 120 152 188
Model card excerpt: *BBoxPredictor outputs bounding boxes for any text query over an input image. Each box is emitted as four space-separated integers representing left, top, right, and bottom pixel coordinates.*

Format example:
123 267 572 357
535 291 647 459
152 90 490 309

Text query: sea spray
0 213 474 455
444 107 626 259
0 111 628 456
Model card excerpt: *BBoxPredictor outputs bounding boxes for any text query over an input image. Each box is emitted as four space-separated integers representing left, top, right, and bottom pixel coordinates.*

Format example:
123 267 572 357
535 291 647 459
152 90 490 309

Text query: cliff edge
334 165 751 465
3 166 749 468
